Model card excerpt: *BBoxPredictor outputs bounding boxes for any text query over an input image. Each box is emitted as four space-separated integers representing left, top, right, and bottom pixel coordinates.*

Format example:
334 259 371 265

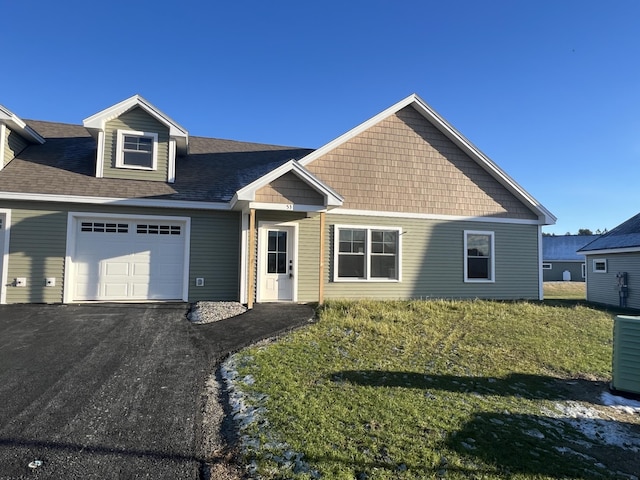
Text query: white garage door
73 218 187 301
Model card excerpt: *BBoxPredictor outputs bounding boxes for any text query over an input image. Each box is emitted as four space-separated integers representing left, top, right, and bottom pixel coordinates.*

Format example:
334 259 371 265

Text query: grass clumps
225 299 631 479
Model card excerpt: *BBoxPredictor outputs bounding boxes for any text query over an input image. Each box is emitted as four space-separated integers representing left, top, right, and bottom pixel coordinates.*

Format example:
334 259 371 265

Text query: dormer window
116 130 158 170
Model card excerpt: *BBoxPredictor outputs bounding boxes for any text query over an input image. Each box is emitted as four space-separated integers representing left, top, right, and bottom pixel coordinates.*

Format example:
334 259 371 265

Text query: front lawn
224 300 639 479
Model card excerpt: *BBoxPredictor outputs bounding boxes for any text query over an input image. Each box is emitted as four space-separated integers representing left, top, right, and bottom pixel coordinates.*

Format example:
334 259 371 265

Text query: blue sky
3 0 639 234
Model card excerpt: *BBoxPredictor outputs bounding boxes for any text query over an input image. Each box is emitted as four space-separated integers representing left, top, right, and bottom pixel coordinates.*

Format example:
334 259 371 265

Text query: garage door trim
64 212 191 303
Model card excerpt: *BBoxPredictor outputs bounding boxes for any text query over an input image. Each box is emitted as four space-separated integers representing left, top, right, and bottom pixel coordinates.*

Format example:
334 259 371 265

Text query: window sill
115 164 157 171
333 278 401 283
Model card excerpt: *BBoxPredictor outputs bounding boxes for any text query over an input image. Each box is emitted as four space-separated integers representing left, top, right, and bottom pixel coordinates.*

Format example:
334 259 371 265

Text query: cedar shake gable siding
255 172 325 205
307 106 537 220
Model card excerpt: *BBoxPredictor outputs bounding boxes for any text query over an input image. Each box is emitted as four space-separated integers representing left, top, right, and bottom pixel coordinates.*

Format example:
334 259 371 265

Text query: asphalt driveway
0 302 314 479
0 303 207 479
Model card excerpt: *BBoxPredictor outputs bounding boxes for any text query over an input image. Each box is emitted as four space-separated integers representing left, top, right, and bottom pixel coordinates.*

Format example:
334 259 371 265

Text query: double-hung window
464 230 494 282
116 130 158 170
335 225 401 281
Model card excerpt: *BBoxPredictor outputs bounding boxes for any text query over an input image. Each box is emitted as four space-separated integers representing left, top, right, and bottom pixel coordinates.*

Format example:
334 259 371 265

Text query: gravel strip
188 302 247 324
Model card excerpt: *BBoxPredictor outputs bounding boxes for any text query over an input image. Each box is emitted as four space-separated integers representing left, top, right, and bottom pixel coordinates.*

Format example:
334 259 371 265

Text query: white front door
258 224 296 302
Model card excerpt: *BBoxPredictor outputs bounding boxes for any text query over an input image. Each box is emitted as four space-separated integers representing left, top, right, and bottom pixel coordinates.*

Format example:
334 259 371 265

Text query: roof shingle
0 120 313 203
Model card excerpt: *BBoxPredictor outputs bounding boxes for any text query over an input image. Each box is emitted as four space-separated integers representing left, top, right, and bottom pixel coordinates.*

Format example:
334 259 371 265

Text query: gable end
255 172 325 206
102 107 170 182
306 105 538 220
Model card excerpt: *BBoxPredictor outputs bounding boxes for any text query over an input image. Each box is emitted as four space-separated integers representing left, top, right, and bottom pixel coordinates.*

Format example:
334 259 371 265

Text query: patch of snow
601 392 640 414
545 401 640 452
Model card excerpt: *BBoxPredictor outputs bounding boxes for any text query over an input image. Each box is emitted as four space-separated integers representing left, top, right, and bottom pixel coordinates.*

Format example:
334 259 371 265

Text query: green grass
543 281 586 300
228 300 622 479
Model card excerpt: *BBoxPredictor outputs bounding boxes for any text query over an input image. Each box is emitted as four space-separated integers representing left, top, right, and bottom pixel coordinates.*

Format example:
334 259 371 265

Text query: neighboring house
578 213 640 309
0 94 555 306
542 235 599 282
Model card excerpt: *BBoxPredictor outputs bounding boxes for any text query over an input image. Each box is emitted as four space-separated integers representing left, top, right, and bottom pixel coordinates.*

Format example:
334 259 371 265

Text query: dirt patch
201 371 244 480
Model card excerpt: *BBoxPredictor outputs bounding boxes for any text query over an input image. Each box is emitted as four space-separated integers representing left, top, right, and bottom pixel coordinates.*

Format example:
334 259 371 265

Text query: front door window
267 231 287 274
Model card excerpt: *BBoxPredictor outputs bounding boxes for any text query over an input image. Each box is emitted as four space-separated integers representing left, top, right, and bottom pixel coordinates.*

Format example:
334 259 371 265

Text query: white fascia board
0 105 45 144
298 93 556 226
235 159 344 206
249 202 328 212
0 191 230 211
580 247 640 255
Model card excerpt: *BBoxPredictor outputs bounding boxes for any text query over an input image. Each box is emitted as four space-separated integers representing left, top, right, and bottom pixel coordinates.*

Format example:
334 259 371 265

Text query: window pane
277 253 286 273
468 257 489 279
268 231 277 251
268 253 277 274
339 241 352 253
371 256 396 278
339 230 352 242
467 234 490 257
123 151 153 168
339 228 366 254
277 232 287 252
338 255 365 278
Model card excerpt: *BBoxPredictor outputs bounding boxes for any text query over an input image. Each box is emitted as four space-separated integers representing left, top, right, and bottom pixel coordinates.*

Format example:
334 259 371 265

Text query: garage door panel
104 261 130 276
104 283 129 298
72 218 187 301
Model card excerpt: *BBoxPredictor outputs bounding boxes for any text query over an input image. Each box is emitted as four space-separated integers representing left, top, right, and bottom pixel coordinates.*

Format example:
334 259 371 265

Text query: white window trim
464 230 495 283
542 263 552 270
333 224 402 282
593 259 607 273
115 129 158 171
581 263 586 278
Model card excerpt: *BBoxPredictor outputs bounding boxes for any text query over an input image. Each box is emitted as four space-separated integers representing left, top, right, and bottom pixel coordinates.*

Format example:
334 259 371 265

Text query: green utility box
611 315 640 395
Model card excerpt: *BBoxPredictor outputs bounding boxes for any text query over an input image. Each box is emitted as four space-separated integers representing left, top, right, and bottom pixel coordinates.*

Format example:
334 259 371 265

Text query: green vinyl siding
6 208 67 303
103 108 170 182
322 215 540 300
3 127 29 167
585 253 640 309
253 212 540 303
0 201 241 303
188 211 240 302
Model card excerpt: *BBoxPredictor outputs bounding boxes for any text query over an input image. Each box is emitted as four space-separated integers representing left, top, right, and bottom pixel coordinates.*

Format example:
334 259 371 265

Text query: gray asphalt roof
543 235 599 261
0 120 313 203
579 212 640 252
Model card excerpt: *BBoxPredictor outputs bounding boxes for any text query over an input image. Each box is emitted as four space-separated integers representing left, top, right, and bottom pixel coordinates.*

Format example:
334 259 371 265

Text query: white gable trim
0 124 5 171
83 95 188 156
83 95 188 137
0 105 45 144
232 159 343 207
298 94 556 226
